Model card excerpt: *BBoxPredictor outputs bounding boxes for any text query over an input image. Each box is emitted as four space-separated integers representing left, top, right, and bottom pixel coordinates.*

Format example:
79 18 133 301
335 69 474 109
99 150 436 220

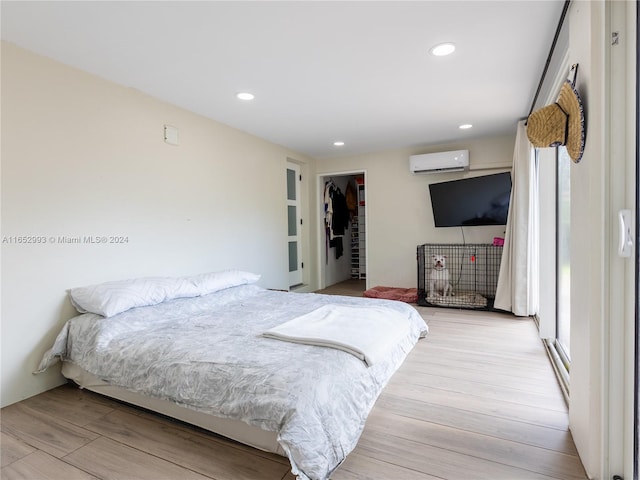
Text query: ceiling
1 1 564 159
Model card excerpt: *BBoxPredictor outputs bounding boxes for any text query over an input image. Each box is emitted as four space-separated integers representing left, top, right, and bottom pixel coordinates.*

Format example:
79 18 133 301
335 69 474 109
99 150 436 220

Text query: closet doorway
318 171 367 293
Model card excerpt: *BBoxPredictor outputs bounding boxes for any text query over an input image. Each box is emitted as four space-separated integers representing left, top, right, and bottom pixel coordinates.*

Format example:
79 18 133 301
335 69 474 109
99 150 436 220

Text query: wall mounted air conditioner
409 150 469 174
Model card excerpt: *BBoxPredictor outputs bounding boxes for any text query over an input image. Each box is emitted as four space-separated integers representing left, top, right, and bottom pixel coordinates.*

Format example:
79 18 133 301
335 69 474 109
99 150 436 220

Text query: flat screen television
428 172 512 227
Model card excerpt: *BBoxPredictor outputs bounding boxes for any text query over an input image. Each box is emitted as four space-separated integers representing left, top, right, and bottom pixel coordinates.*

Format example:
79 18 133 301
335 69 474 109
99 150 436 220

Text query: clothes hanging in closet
323 181 350 260
345 181 357 217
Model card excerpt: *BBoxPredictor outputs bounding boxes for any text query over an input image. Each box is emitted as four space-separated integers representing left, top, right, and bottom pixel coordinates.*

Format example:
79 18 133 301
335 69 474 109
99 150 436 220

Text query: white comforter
37 285 428 480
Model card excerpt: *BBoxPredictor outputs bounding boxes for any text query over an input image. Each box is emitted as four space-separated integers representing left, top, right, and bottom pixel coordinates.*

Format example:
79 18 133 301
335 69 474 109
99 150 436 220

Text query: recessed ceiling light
430 42 456 57
333 141 345 147
459 124 473 129
236 92 255 100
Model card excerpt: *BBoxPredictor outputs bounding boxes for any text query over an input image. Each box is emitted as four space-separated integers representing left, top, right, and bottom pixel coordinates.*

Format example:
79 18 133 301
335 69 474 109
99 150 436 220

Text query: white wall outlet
164 125 179 145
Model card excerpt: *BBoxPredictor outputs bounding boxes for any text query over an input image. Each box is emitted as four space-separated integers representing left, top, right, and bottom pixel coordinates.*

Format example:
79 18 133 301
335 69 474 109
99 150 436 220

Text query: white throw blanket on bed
263 304 411 366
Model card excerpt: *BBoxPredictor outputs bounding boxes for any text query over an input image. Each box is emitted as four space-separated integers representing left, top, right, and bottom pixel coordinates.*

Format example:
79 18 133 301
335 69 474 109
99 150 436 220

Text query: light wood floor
315 278 367 297
1 281 587 479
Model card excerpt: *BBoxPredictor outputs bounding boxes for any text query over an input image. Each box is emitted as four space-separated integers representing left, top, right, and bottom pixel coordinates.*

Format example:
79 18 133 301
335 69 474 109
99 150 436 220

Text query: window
556 146 571 369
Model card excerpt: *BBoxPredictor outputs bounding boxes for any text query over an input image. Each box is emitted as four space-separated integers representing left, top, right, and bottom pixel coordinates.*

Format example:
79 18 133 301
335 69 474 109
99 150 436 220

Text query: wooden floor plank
364 411 585 480
1 450 98 480
63 437 212 480
129 406 290 466
409 345 562 390
374 394 578 455
383 380 569 431
0 403 99 458
331 451 443 480
0 431 36 467
354 433 565 480
391 369 567 411
19 383 119 427
84 408 291 480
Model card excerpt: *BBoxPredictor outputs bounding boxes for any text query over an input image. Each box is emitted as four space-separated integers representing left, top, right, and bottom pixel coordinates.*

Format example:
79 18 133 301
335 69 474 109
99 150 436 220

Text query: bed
36 270 428 480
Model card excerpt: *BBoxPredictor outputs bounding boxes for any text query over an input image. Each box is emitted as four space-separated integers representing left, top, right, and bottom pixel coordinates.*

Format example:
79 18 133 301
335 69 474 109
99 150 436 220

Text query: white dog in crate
429 254 453 297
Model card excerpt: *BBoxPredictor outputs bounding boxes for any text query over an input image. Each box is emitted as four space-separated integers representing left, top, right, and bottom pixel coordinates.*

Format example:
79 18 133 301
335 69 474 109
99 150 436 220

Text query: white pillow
68 270 261 317
189 270 261 295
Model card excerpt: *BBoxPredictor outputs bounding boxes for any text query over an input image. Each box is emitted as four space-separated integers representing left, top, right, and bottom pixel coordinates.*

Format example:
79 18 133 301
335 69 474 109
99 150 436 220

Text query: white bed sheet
38 284 428 480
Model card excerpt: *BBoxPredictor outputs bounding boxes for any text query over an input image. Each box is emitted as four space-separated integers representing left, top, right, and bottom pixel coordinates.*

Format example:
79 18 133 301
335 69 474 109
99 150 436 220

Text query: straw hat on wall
526 78 585 163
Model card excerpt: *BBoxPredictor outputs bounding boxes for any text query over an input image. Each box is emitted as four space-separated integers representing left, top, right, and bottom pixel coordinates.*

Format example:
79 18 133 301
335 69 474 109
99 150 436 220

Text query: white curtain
494 120 539 316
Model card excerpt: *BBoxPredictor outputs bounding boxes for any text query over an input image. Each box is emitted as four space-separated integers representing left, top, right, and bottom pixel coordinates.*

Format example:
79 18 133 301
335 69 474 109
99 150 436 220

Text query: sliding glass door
556 146 571 366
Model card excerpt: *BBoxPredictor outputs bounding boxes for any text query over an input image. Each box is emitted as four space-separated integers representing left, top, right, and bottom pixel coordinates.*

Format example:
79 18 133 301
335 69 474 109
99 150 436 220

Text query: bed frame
62 362 286 456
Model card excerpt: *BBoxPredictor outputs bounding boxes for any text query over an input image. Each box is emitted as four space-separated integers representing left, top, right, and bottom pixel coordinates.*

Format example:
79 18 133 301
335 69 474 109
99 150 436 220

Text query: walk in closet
321 173 366 288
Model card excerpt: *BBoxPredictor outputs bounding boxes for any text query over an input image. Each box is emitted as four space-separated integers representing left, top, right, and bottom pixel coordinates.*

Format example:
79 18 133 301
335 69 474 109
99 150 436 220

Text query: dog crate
417 243 503 310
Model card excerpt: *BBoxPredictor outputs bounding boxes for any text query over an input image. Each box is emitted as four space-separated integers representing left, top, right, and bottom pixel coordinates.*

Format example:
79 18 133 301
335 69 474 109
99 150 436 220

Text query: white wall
316 136 514 289
0 42 316 407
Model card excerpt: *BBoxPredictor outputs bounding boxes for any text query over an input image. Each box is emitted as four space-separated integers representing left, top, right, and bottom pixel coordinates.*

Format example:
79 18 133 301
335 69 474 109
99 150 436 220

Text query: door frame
606 1 637 477
633 2 639 478
316 170 367 291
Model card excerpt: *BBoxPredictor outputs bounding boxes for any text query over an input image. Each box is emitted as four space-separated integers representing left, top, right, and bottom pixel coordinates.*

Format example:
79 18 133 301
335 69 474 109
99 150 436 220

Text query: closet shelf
351 182 366 280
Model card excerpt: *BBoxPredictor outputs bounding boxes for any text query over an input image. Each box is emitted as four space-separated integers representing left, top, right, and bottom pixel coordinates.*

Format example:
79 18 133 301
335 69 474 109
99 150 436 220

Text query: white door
287 163 303 287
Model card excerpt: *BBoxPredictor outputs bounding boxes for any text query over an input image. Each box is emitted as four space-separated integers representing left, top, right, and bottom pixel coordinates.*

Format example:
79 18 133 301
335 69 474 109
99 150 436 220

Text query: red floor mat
363 286 418 303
